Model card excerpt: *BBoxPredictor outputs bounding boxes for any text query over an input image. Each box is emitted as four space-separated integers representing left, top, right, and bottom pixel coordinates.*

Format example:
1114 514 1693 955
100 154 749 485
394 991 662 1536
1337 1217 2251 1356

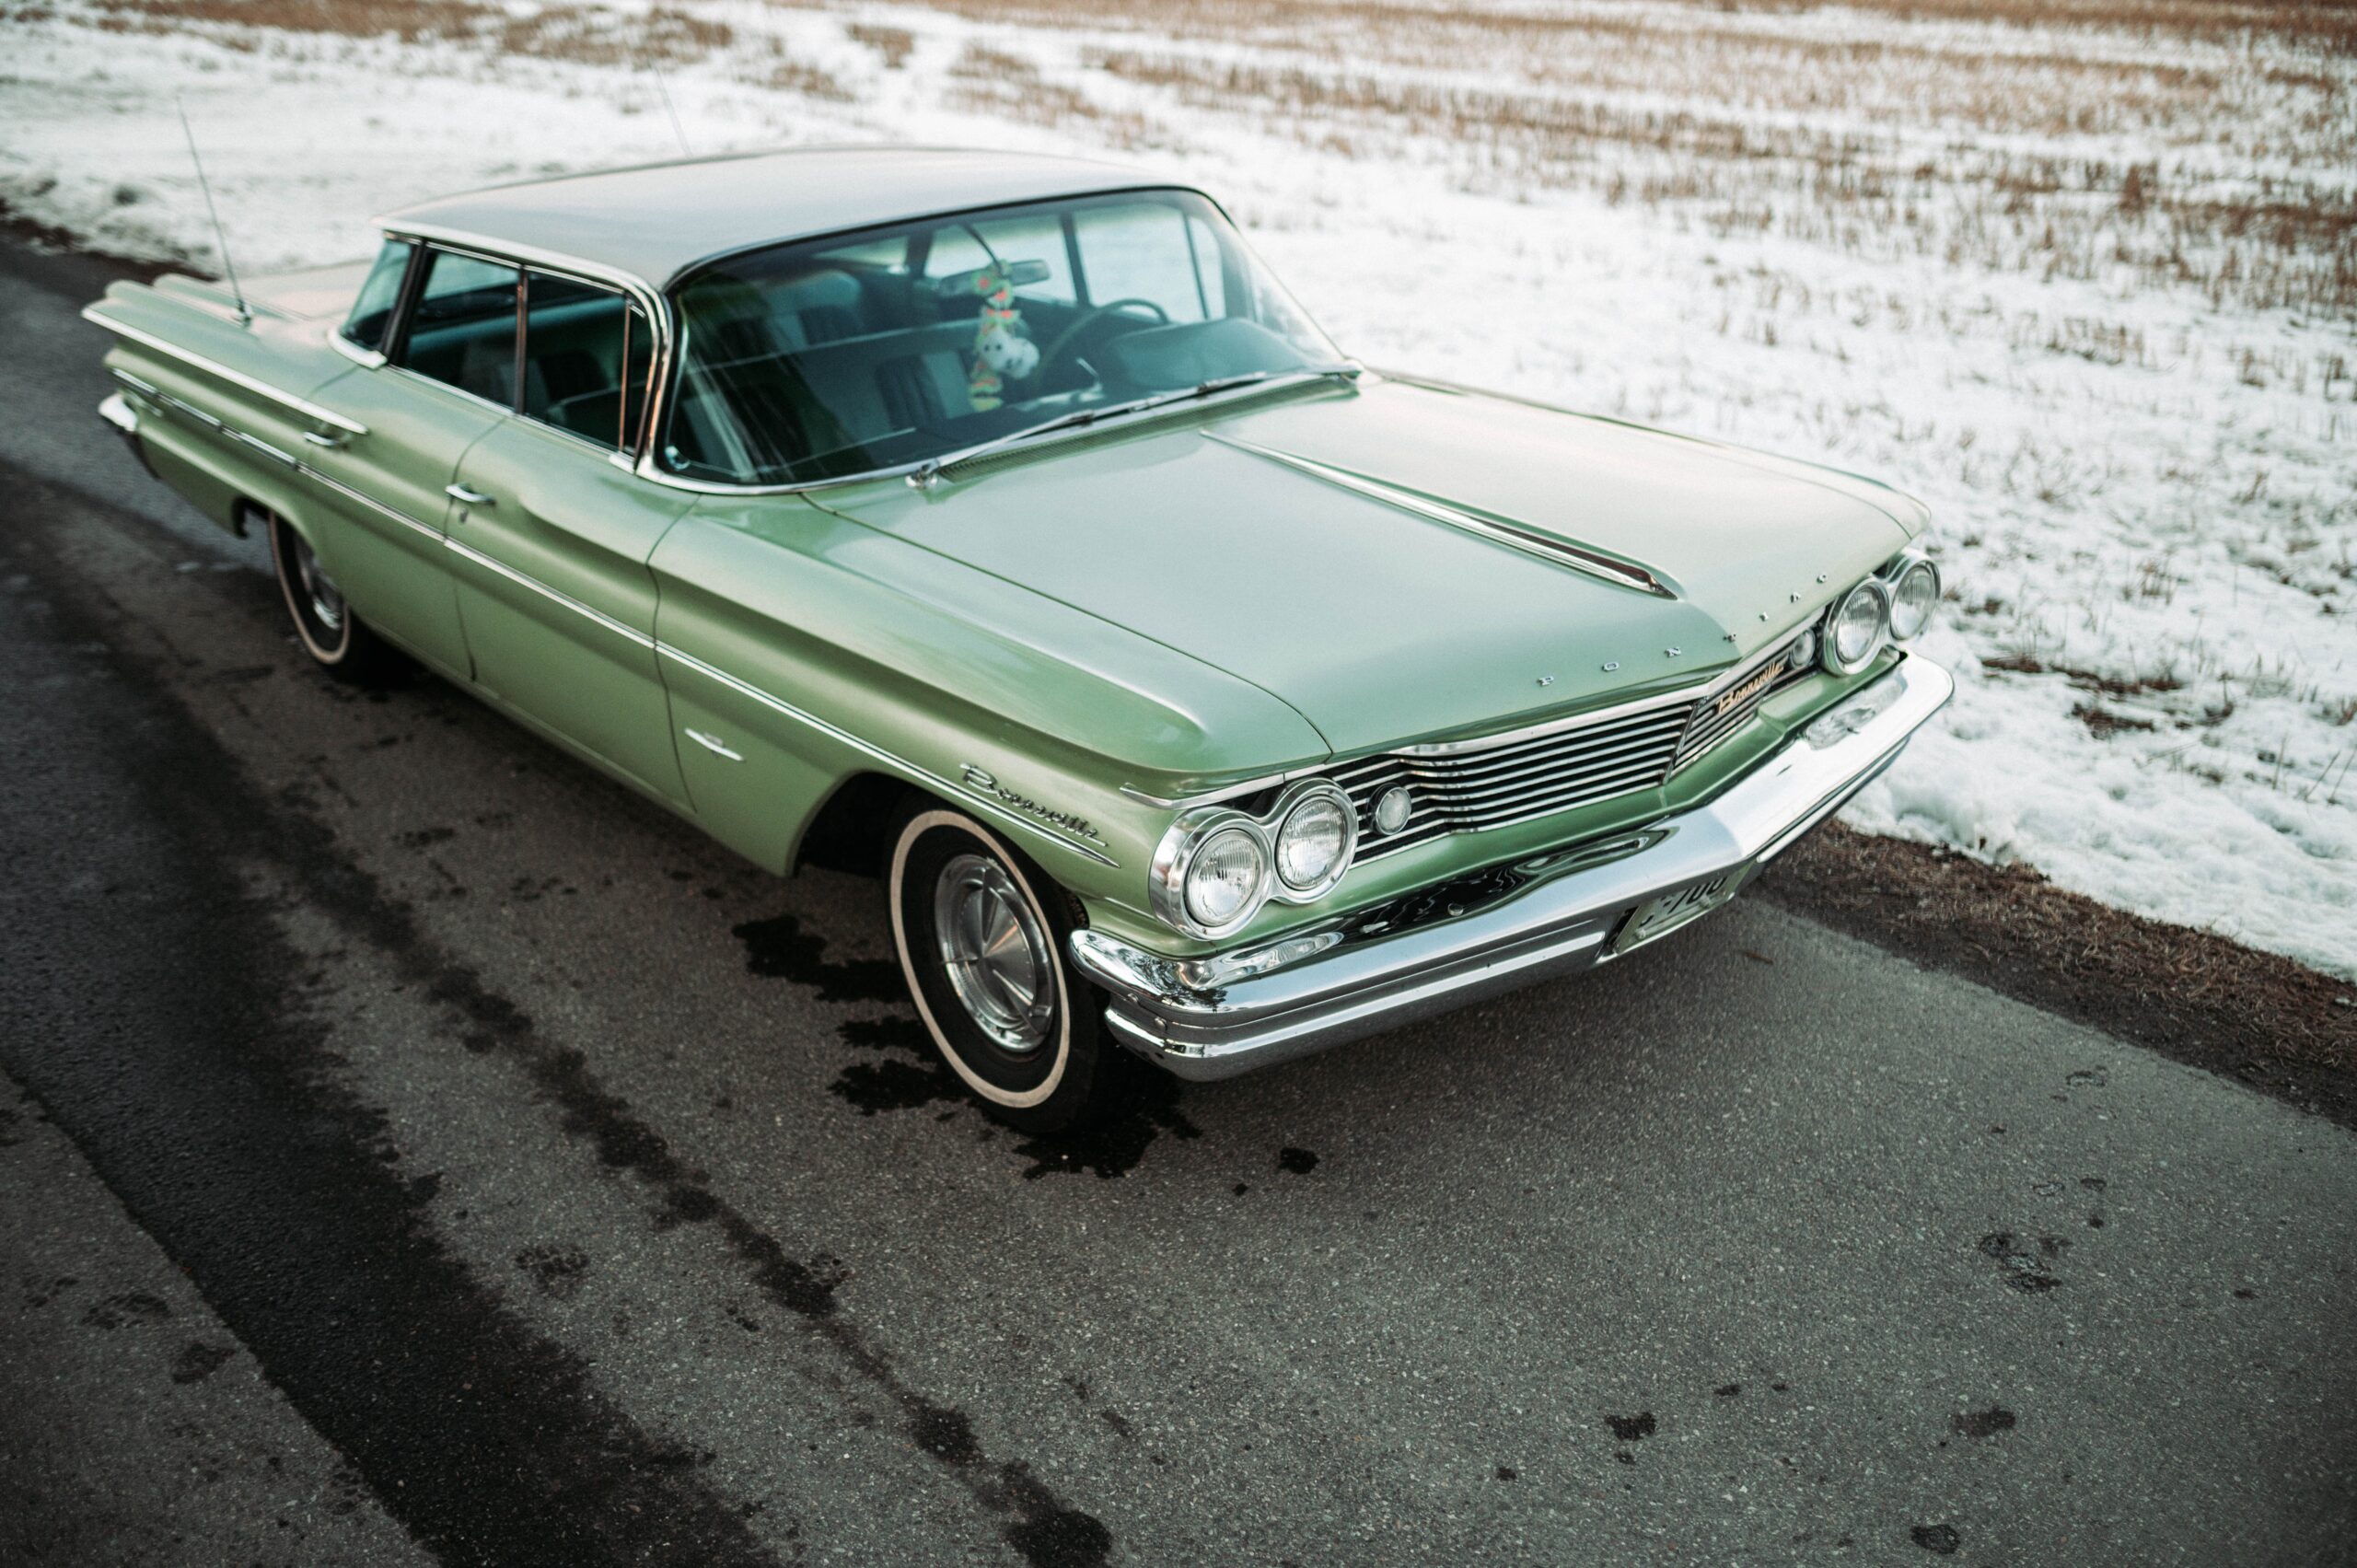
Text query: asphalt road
3 230 2353 1568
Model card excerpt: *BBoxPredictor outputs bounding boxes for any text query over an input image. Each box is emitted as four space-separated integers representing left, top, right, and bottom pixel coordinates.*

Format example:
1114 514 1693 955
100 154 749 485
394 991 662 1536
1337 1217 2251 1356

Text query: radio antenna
175 97 250 327
648 63 691 157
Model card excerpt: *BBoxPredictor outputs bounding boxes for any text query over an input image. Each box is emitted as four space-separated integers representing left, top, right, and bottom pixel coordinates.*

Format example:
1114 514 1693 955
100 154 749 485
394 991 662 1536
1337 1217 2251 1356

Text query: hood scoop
1205 432 1678 599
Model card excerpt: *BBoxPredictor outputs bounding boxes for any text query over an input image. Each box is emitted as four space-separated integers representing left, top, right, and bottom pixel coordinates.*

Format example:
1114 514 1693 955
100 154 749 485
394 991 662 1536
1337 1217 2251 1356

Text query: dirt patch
1755 823 2357 1130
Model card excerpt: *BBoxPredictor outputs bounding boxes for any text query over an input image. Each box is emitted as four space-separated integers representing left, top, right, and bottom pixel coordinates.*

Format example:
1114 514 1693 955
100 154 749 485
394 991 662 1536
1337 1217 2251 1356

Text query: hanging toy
961 263 1039 412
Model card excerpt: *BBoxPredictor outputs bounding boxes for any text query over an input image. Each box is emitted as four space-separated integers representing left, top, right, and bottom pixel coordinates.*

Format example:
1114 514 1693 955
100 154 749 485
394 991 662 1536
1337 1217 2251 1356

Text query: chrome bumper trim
97 390 157 478
1070 656 1952 1081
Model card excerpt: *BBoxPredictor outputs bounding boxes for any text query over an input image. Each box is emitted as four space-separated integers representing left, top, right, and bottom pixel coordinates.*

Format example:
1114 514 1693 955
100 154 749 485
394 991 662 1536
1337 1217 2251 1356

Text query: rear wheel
266 511 395 683
887 805 1137 1133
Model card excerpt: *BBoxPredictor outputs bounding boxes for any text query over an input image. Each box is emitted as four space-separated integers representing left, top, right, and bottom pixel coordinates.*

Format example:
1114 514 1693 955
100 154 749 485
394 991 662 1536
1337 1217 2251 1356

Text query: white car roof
377 145 1183 291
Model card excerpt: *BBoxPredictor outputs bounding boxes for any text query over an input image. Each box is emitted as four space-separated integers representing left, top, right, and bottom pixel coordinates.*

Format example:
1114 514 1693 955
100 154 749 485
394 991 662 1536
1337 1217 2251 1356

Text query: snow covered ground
4 0 2351 975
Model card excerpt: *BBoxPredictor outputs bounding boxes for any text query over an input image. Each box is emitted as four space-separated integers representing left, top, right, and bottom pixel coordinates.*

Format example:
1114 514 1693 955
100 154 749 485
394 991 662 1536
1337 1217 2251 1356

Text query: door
444 271 693 805
301 241 518 678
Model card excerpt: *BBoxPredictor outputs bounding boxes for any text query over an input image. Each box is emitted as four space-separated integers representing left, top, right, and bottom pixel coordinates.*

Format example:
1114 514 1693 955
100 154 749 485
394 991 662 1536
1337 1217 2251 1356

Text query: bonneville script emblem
960 765 1108 846
1713 657 1787 718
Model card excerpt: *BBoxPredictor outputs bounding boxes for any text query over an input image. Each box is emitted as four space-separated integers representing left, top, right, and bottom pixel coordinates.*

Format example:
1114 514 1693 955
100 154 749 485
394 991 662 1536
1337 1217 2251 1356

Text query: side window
1072 202 1217 323
520 270 652 452
341 239 413 352
397 249 520 407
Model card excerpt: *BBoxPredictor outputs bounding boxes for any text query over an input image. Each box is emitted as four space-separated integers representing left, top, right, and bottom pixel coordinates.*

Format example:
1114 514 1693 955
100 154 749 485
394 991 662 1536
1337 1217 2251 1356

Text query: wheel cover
933 853 1055 1053
293 535 345 633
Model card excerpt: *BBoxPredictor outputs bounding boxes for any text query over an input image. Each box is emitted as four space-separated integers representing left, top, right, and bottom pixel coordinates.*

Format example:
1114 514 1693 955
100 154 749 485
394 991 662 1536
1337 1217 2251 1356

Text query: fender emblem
960 765 1107 846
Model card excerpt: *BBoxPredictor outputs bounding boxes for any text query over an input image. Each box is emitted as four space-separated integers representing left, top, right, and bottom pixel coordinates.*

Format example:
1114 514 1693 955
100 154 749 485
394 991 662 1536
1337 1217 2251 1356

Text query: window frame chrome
375 226 676 470
635 184 1347 497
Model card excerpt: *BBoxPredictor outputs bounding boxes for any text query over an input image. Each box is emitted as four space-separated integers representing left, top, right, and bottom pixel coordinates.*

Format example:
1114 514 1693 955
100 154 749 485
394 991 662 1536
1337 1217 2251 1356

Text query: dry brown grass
87 0 733 62
845 0 2357 56
1082 38 2357 317
846 20 913 69
946 41 1150 143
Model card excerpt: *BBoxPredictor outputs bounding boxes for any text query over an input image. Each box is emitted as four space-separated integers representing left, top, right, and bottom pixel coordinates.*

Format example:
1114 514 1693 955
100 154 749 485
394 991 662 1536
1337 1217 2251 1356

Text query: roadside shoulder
1756 822 2357 1131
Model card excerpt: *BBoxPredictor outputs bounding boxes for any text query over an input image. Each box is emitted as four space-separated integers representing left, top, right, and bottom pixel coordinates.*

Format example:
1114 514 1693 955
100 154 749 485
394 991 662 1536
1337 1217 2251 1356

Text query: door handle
302 429 349 448
445 483 495 507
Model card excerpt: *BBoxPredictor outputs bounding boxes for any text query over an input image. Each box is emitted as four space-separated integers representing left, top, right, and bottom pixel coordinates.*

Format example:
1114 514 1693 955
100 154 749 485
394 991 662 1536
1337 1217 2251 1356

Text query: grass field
3 0 2351 974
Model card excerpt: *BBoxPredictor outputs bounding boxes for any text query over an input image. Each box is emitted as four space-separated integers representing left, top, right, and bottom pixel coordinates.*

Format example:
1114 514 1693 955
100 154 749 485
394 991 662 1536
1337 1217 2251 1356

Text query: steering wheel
1036 298 1171 382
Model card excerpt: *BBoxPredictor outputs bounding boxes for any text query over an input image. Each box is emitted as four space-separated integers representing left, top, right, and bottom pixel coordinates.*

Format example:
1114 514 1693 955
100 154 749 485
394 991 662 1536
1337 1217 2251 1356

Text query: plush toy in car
961 263 1039 411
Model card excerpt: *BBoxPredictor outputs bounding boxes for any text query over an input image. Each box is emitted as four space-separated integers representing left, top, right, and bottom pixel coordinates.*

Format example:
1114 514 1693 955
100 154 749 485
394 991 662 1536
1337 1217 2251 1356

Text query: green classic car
89 146 1951 1130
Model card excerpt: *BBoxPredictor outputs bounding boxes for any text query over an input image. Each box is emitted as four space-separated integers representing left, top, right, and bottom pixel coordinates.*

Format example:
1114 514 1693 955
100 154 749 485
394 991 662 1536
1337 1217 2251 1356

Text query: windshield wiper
908 364 1360 489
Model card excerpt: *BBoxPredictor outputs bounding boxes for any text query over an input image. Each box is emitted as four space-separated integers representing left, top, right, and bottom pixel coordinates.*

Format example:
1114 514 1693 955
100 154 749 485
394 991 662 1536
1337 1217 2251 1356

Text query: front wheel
267 511 396 683
887 806 1137 1133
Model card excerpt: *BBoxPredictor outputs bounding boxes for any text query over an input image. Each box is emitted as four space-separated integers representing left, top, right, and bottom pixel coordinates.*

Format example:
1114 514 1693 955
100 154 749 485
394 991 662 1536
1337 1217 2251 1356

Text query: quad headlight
1275 790 1353 892
1820 576 1892 676
1885 553 1941 642
1183 827 1267 930
1151 780 1358 939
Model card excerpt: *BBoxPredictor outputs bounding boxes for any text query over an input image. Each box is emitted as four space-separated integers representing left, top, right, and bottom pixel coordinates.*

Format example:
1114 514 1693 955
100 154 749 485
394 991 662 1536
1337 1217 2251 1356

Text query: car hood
825 377 1918 757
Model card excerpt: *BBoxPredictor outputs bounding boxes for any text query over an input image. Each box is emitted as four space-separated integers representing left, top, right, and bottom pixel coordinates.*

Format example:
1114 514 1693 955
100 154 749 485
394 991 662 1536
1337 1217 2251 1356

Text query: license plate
1613 868 1747 955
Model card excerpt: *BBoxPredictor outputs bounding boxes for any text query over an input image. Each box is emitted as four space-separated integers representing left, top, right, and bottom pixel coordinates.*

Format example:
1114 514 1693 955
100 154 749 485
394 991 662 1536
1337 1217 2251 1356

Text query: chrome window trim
328 328 389 368
82 307 370 436
628 186 1344 498
382 226 674 459
656 643 1120 868
624 364 1345 499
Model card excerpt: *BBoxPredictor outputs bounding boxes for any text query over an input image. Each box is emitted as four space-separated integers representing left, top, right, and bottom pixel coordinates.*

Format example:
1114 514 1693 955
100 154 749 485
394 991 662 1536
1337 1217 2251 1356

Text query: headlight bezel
1149 779 1359 940
1883 552 1941 642
1819 575 1892 677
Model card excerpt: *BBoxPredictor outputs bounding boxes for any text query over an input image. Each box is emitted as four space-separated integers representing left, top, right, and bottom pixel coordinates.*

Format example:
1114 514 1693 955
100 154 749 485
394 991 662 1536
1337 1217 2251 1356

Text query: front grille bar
1339 631 1818 860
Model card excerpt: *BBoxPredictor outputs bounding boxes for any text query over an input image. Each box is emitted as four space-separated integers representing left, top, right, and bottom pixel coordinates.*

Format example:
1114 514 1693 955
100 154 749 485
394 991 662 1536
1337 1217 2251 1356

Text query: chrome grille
1338 633 1817 860
1672 640 1817 771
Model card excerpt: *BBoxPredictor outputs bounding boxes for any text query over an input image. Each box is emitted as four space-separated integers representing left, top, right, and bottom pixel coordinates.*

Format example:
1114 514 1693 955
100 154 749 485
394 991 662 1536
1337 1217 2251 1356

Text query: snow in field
3 0 2351 975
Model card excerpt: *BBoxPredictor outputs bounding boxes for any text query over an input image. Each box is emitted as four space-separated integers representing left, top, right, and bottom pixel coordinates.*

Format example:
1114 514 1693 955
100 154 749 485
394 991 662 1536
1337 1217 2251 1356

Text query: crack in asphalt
0 463 1112 1568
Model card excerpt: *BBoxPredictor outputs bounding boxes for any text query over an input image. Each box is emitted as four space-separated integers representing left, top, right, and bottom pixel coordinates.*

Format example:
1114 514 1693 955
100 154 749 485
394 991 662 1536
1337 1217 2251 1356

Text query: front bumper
1070 654 1953 1080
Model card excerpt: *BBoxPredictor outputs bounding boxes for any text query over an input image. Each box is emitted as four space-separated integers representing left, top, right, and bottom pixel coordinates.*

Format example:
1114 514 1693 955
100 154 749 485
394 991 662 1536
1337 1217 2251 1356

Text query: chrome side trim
224 426 297 469
1204 432 1676 598
301 466 444 542
119 360 1104 873
82 307 369 435
656 642 1120 868
442 537 656 650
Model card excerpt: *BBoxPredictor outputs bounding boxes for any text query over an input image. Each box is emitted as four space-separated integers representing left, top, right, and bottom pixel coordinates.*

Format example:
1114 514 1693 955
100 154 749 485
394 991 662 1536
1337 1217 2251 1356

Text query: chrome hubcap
294 536 344 633
933 853 1054 1053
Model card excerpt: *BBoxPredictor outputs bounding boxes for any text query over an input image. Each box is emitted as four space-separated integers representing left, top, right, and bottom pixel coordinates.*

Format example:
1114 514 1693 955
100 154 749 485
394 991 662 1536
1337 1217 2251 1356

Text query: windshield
658 189 1343 486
